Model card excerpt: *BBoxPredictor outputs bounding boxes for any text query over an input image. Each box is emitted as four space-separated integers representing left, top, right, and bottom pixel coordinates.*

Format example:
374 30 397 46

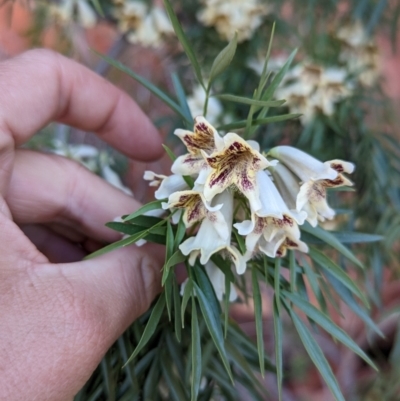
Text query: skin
0 49 165 400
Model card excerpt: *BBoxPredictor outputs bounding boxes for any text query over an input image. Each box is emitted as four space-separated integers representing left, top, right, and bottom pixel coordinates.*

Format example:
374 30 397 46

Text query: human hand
0 49 164 400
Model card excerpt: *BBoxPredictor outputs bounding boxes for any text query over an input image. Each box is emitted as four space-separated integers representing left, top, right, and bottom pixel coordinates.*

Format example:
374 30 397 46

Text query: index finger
0 49 163 161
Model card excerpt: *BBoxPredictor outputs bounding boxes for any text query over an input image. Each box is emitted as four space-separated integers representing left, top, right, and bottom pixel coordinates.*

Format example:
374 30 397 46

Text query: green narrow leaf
258 22 276 94
171 72 194 125
262 48 297 101
123 199 166 221
143 353 161 400
301 223 363 268
274 258 281 314
273 295 283 401
214 94 285 108
232 226 246 255
251 268 265 377
162 144 177 161
217 113 301 131
173 277 182 342
165 273 173 321
193 282 233 382
181 279 193 327
124 295 166 366
224 273 230 338
163 0 204 88
324 270 383 336
283 292 378 370
309 247 368 306
161 352 188 401
174 214 187 249
209 32 237 85
289 251 296 292
92 51 186 120
84 233 144 260
166 221 174 258
162 250 186 286
226 342 266 395
193 264 222 319
290 310 346 401
191 299 202 401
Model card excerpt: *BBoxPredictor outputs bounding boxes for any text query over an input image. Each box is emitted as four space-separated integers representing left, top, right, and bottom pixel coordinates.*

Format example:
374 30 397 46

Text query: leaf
217 113 301 131
163 0 204 88
251 268 265 377
289 251 297 292
161 352 188 401
209 33 237 85
290 310 346 401
301 223 363 268
258 22 276 94
92 51 186 120
273 295 283 401
274 258 281 314
191 299 202 401
162 144 177 161
173 277 182 342
174 214 187 249
300 231 383 244
193 282 233 382
84 234 144 260
123 199 166 221
193 264 222 320
283 292 378 370
215 94 285 108
171 72 194 125
232 226 246 255
162 250 186 286
181 279 193 327
309 247 368 306
262 48 297 101
324 270 383 336
124 295 166 367
224 273 230 338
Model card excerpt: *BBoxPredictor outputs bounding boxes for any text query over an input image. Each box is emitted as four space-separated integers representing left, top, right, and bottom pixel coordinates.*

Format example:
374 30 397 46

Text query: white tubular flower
269 147 355 226
162 190 229 239
235 171 307 258
171 116 223 179
50 0 97 28
179 190 247 274
144 171 188 200
125 5 173 47
203 133 277 211
205 260 237 301
268 146 338 183
197 0 270 42
115 1 147 33
101 164 133 195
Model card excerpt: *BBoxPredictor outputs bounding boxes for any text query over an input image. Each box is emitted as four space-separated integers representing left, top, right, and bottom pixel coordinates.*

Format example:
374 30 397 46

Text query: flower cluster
51 141 132 195
336 21 380 87
113 0 174 47
274 62 353 125
47 0 97 28
145 117 355 289
197 0 270 42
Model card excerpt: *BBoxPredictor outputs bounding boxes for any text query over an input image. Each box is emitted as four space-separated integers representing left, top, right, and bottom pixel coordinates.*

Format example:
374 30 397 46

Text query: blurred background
2 1 400 400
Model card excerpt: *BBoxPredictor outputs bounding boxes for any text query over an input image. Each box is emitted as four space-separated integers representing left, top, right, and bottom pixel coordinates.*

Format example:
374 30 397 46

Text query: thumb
61 243 163 345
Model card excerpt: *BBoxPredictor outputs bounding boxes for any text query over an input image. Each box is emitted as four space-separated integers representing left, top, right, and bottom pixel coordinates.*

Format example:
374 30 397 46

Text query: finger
0 49 163 190
62 242 164 345
7 150 135 243
21 224 86 263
